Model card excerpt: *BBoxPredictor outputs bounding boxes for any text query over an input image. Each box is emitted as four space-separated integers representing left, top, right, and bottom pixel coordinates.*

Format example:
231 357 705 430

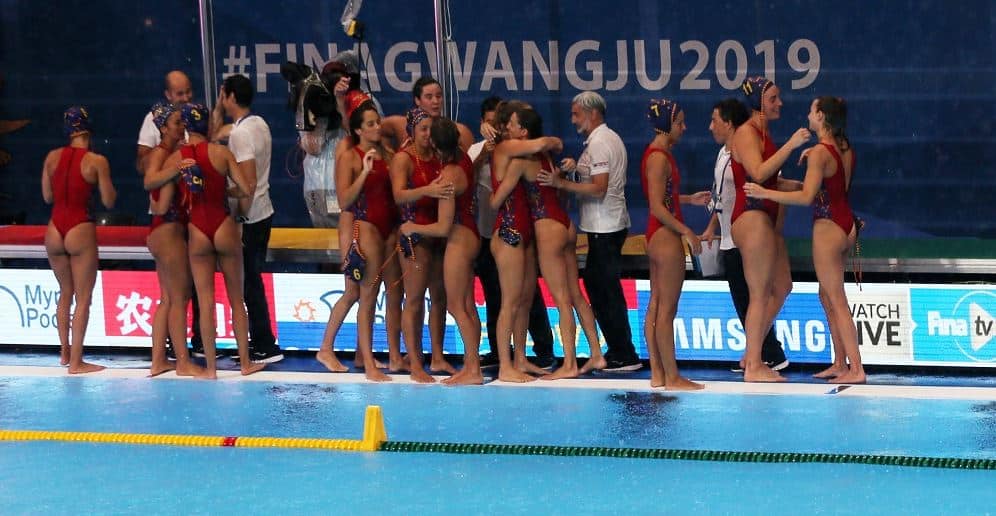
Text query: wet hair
348 100 392 160
222 74 254 107
512 105 543 139
647 98 680 135
494 100 532 136
480 96 502 119
713 98 750 128
412 76 441 102
430 117 461 164
816 96 850 152
572 91 606 115
348 100 378 139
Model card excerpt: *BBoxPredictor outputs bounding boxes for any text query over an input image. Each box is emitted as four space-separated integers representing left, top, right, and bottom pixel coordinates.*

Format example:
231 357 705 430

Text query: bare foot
355 356 387 370
316 350 349 373
498 367 536 383
541 364 579 380
829 370 866 384
442 367 484 385
578 356 607 375
148 361 175 378
813 364 848 379
388 354 410 373
514 359 549 376
175 361 205 377
410 367 436 384
744 364 786 383
650 371 666 388
241 362 267 376
365 367 392 382
59 345 70 366
68 362 105 374
429 358 457 375
665 376 705 390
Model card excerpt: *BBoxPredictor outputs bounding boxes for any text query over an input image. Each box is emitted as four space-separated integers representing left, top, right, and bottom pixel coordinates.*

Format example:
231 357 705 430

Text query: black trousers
475 237 554 358
721 247 786 362
581 229 638 362
243 215 277 350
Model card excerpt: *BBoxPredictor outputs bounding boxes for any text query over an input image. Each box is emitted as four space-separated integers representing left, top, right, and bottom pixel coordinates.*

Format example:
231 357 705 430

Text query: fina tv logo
927 290 996 362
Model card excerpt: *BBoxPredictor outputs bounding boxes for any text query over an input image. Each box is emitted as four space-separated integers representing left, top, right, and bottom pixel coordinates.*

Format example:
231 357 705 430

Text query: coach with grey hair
537 91 641 372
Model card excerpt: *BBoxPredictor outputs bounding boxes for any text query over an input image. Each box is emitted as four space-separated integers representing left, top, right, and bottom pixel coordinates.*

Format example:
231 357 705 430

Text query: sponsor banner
847 285 914 365
98 271 277 348
912 286 996 364
1 267 993 368
271 273 464 354
659 281 832 364
0 269 104 345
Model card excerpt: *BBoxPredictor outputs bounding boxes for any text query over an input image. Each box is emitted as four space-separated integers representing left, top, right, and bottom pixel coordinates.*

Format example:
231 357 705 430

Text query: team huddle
42 60 864 386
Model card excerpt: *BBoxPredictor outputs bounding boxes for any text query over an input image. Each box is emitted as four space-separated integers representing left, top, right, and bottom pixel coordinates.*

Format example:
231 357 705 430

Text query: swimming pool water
1 376 995 514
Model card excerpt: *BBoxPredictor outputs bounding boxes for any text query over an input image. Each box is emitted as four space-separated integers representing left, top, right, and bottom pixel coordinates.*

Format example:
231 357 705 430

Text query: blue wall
3 1 996 239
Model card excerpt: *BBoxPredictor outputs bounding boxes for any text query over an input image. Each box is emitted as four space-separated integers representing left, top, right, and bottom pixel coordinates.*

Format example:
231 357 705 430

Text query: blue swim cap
63 106 91 138
648 98 680 135
741 76 774 111
151 101 175 130
180 102 209 136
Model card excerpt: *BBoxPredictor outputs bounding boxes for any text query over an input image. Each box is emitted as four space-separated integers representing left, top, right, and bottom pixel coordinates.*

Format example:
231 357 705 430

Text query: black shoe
250 347 284 364
479 352 499 369
529 354 557 370
190 346 224 360
603 357 643 372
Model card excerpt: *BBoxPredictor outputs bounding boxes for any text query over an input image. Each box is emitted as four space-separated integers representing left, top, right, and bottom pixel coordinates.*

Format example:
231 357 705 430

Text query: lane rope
3 405 993 470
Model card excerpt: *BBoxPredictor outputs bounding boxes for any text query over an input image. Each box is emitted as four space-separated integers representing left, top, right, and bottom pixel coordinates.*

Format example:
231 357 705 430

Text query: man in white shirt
469 96 555 369
136 70 192 174
540 91 640 372
701 98 788 371
217 74 282 364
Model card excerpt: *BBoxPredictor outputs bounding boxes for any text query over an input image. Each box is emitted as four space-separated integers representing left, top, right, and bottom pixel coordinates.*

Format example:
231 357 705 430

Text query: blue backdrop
2 0 995 240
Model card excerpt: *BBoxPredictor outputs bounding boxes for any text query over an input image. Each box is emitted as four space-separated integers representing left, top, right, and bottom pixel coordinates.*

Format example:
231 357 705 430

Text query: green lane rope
379 441 996 470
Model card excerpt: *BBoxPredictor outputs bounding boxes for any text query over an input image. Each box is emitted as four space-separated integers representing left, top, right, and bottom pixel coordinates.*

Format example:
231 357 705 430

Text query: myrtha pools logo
927 290 996 362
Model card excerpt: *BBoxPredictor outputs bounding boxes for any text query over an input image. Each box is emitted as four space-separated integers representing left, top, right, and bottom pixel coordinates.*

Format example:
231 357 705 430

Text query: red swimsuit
524 154 571 229
813 143 855 235
400 147 440 225
731 124 779 224
150 145 188 233
180 142 229 241
453 153 479 238
349 146 398 239
641 146 684 242
492 167 533 247
50 146 94 238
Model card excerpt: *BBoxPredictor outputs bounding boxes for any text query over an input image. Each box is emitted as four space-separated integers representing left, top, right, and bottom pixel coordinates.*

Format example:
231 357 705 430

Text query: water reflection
606 392 680 445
